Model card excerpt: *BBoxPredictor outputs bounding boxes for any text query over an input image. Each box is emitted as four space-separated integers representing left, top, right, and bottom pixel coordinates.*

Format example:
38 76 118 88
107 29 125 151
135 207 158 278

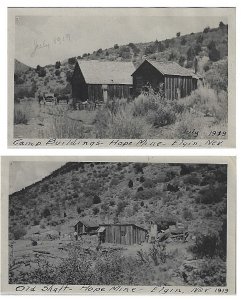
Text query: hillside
14 22 228 100
9 162 227 240
14 59 32 74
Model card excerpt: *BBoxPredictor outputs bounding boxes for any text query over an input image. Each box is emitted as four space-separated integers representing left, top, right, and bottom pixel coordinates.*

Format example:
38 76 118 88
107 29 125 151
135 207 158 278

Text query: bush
95 105 151 139
182 207 193 220
68 57 76 65
128 179 133 188
55 69 61 76
205 59 228 91
92 207 99 215
42 208 51 218
209 47 220 62
93 195 101 204
14 105 29 124
197 184 226 204
190 232 219 258
12 227 26 240
183 174 200 185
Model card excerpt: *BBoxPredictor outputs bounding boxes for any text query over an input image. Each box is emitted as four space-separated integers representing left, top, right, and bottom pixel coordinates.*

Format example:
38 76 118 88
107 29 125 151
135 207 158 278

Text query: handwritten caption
15 284 229 295
31 34 71 57
12 138 225 148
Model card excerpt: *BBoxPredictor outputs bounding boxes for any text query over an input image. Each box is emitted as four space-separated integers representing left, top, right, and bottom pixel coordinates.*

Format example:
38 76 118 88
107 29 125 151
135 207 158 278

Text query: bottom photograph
1 156 236 294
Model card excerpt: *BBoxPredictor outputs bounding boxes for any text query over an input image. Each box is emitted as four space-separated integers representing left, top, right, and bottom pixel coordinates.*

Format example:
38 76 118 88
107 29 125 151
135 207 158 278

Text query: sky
15 13 226 67
9 161 64 194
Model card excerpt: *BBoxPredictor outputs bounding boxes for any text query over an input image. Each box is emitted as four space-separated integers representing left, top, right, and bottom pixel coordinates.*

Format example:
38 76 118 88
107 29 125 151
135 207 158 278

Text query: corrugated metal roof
76 60 135 85
135 59 198 78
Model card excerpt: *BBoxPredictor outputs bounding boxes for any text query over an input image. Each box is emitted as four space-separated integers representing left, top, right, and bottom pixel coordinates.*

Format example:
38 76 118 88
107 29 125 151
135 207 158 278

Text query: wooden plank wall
164 76 196 100
104 225 146 245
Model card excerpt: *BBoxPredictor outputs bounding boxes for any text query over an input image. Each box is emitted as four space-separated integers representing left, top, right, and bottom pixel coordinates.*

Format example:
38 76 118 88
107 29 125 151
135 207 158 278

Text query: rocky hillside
14 22 228 100
9 162 227 241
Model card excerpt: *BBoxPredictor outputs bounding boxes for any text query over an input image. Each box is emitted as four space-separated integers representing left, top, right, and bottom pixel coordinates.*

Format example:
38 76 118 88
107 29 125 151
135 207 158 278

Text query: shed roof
74 217 99 228
133 59 198 78
100 223 148 232
76 60 135 85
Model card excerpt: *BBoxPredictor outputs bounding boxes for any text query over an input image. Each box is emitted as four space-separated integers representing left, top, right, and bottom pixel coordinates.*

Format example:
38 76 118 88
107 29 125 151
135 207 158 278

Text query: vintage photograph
9 8 235 144
5 158 232 288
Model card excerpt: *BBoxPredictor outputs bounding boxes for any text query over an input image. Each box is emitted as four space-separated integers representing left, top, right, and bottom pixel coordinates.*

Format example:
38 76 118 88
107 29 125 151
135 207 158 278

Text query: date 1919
208 130 227 137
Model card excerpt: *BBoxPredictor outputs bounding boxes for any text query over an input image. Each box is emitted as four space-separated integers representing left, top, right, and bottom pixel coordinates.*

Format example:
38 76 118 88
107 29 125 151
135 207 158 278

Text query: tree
176 32 181 37
55 69 60 76
194 43 202 55
128 179 133 188
193 56 198 73
203 26 210 33
209 47 220 62
207 40 216 50
178 55 186 67
93 195 101 204
36 65 41 72
93 207 99 215
38 67 46 77
196 34 203 44
114 44 119 49
180 37 187 45
68 57 76 65
187 46 195 61
55 61 61 69
42 207 51 218
219 21 226 29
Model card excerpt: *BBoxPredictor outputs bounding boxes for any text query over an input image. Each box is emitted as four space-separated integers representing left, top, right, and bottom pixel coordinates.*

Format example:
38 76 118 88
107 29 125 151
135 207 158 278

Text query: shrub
182 207 193 220
180 164 193 175
183 174 200 185
128 179 133 188
197 184 226 204
209 47 220 62
55 69 60 76
205 59 228 91
167 183 179 192
12 227 26 240
143 178 155 189
203 26 210 33
68 57 76 65
190 232 219 258
92 207 99 215
14 105 30 124
93 195 101 204
42 208 51 218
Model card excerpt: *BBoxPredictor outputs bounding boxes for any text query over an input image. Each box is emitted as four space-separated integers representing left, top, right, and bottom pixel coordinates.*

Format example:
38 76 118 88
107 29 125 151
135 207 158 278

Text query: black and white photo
1 156 236 294
8 8 236 147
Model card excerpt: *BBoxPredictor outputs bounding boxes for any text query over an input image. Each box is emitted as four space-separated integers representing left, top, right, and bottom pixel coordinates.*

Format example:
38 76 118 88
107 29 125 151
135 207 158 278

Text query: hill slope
9 162 227 240
14 22 228 99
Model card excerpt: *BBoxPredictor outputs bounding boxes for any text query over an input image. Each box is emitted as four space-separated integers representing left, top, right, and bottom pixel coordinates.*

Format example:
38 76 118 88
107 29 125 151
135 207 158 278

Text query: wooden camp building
71 60 135 102
132 59 201 100
74 218 99 235
98 223 148 245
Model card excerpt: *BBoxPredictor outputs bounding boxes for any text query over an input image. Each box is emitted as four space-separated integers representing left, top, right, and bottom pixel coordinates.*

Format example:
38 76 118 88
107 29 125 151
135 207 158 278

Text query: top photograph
8 7 236 148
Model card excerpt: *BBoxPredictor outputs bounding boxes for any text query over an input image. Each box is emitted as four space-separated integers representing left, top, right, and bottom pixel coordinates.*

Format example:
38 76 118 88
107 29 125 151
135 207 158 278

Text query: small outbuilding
71 60 135 102
99 223 148 245
132 59 201 100
73 217 99 235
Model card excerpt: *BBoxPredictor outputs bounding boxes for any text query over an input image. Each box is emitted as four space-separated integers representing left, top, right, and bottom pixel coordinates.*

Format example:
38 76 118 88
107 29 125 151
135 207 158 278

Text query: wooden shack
71 60 135 102
132 59 201 100
74 218 99 235
99 223 147 245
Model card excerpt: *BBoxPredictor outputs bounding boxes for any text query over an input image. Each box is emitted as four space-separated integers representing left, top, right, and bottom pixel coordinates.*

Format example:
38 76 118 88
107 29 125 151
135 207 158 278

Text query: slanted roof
76 60 135 85
100 223 148 232
133 59 198 78
74 217 99 228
